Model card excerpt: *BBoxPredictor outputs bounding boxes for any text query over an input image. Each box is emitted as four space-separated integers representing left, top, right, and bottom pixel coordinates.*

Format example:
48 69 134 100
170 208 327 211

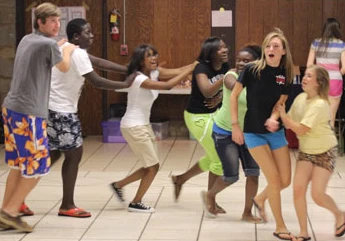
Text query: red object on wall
285 129 298 149
110 26 120 41
109 9 121 41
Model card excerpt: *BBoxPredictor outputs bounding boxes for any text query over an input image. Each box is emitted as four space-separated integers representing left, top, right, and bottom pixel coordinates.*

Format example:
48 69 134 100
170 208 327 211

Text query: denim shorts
212 131 260 183
244 128 288 150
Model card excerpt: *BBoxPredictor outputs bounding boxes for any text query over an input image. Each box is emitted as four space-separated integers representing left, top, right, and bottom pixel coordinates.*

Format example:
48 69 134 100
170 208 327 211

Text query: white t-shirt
120 70 159 128
49 42 94 113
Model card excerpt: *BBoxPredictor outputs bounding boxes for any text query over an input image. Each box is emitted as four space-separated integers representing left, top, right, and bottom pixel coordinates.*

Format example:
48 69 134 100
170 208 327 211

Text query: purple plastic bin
101 119 126 143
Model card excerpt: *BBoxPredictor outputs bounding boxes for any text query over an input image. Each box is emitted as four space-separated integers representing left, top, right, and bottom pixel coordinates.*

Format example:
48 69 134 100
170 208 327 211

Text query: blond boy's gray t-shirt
3 31 62 118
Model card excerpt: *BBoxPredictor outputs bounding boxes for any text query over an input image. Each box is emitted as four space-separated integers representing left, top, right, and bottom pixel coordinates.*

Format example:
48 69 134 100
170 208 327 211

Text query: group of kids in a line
0 3 345 241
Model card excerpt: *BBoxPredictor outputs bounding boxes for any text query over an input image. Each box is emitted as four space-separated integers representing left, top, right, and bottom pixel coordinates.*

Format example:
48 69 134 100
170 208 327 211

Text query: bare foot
241 214 262 224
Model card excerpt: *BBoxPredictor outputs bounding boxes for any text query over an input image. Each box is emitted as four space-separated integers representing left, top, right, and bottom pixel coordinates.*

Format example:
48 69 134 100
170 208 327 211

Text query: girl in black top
231 29 294 240
171 37 229 214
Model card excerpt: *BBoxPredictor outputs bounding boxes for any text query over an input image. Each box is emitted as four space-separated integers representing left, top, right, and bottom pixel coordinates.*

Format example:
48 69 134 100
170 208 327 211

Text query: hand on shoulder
57 38 67 47
62 43 79 54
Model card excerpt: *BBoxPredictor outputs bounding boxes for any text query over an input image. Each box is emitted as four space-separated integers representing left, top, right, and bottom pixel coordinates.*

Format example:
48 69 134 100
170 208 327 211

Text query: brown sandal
0 220 12 230
0 210 33 233
171 175 183 202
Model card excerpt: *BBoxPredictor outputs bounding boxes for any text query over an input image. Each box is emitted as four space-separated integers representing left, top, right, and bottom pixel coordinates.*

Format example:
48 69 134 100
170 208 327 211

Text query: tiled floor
0 136 344 241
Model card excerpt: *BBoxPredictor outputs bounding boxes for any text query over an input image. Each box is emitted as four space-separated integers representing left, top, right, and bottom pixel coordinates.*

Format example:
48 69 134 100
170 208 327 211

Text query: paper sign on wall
211 10 232 27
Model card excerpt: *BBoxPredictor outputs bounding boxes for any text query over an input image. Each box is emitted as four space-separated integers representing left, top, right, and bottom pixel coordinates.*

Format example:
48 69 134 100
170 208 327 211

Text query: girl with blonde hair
231 28 294 240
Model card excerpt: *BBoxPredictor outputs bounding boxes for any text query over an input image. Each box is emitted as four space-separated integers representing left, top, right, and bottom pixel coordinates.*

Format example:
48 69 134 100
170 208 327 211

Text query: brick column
0 0 15 104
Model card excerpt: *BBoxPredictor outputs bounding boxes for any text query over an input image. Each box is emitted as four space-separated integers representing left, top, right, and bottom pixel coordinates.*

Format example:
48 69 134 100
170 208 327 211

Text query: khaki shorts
121 124 159 167
297 146 337 172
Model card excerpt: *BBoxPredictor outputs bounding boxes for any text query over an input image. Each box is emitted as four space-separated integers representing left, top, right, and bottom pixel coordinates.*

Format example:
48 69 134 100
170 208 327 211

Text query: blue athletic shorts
244 128 288 150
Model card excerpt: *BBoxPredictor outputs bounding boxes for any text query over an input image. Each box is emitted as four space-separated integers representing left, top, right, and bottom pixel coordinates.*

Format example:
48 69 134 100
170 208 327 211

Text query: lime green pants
184 110 223 176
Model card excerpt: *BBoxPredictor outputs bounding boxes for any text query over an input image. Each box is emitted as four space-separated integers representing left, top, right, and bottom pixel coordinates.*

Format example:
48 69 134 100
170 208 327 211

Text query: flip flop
252 198 267 223
273 232 292 240
171 175 182 202
58 208 91 218
200 190 217 218
336 221 345 237
215 203 226 214
19 203 34 216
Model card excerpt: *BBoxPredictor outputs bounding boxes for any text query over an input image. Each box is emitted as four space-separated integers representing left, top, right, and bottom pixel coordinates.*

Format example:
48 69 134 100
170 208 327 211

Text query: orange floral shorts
2 107 51 178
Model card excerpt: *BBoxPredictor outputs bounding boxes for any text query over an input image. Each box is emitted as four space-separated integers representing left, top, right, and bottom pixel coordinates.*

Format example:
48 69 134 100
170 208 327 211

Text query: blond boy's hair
34 2 61 30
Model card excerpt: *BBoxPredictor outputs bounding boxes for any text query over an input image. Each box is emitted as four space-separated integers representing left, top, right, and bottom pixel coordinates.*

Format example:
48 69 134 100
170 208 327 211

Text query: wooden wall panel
235 0 249 50
106 0 211 122
292 0 308 65
323 0 337 19
263 0 279 35
248 0 265 43
337 1 345 38
152 0 170 67
306 0 323 45
278 0 293 44
236 0 345 68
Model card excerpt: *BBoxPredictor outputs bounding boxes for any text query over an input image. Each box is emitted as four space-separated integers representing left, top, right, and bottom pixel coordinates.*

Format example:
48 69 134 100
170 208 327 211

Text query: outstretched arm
158 61 197 80
84 71 135 89
140 64 194 90
88 54 127 74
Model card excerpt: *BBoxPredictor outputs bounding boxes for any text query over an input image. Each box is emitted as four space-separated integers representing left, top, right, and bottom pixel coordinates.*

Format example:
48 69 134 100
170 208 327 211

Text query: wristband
231 122 239 125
